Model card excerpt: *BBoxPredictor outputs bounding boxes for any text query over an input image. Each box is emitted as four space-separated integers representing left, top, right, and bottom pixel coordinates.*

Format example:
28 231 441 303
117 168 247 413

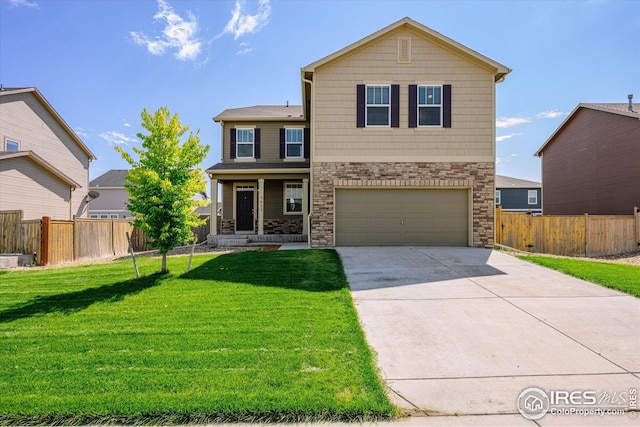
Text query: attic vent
398 37 411 63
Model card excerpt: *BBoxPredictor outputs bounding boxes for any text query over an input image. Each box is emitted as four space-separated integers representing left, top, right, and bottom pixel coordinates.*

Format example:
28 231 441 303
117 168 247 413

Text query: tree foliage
116 107 210 273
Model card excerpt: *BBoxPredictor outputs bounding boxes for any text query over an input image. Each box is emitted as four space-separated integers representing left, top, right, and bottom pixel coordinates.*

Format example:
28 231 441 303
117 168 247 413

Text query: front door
236 190 254 232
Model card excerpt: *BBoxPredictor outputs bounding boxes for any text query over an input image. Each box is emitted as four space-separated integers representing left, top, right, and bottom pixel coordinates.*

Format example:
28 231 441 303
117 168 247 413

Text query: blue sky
1 0 638 186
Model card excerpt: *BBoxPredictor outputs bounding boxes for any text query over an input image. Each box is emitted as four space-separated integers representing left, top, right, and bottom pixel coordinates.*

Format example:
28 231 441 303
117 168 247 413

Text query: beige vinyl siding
0 157 72 220
221 183 234 219
0 92 91 217
222 121 308 162
312 27 495 163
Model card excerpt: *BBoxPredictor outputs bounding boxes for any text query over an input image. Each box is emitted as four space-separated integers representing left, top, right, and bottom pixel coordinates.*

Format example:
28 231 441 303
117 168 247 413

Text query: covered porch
206 163 310 245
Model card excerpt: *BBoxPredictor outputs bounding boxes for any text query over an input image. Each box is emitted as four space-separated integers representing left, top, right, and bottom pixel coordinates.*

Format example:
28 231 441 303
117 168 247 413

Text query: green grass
518 255 640 297
0 250 397 425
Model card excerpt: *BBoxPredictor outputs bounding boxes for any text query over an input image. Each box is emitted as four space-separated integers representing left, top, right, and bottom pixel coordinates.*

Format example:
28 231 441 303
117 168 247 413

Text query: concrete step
216 238 250 247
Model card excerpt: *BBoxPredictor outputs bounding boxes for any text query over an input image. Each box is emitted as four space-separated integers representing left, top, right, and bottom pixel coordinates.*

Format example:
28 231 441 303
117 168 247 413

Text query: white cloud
74 127 89 139
537 110 566 119
130 0 202 61
496 117 531 128
123 122 131 127
218 0 271 40
3 0 38 8
236 47 253 56
496 133 521 142
99 131 137 146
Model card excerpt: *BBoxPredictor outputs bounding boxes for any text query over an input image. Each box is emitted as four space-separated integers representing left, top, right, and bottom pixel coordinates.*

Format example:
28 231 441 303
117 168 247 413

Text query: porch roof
206 162 309 172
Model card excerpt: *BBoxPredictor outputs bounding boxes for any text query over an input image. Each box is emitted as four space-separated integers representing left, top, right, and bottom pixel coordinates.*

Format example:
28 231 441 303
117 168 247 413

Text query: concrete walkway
337 247 640 425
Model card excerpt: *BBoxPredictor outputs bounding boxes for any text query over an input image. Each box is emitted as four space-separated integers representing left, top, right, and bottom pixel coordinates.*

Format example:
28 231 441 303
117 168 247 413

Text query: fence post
495 206 502 245
635 207 639 251
40 216 50 266
584 213 589 257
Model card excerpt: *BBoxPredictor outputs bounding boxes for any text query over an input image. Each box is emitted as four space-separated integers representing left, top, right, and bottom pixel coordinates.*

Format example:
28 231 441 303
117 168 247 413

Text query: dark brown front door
236 190 254 231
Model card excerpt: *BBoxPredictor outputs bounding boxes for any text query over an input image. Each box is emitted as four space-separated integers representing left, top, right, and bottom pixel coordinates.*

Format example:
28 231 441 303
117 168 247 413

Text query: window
284 182 303 214
99 214 108 219
285 128 303 158
495 190 501 205
528 190 538 205
90 214 98 219
110 214 119 219
5 139 19 151
366 85 390 126
235 128 254 158
418 85 442 126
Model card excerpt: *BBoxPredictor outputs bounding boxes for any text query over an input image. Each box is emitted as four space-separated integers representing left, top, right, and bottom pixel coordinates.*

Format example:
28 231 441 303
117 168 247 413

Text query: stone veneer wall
311 162 495 248
221 219 235 235
219 218 302 235
263 218 303 234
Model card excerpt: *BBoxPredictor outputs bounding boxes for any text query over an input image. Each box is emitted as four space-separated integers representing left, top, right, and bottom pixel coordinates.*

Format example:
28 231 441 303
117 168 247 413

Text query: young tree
116 107 210 273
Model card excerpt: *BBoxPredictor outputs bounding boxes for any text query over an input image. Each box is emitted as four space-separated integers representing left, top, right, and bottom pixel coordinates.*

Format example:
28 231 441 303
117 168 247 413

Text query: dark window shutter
279 128 285 159
391 84 400 128
254 128 261 158
304 127 310 159
230 128 236 159
356 84 365 128
408 84 417 128
443 84 452 128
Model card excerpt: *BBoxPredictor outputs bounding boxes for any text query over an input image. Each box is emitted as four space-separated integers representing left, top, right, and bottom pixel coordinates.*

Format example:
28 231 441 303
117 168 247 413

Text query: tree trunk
161 253 167 274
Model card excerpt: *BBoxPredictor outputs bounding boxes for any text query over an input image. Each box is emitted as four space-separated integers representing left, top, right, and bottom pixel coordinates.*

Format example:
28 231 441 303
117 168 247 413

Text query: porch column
302 178 309 236
209 178 218 235
258 179 264 235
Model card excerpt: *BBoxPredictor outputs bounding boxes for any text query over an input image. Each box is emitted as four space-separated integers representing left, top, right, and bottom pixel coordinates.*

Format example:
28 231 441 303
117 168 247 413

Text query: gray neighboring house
495 175 542 214
89 169 214 219
89 169 132 218
0 87 96 220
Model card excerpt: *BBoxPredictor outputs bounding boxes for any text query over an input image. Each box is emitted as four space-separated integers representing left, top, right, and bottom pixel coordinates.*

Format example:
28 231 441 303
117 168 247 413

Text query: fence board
113 221 135 256
497 210 639 257
49 221 74 265
75 219 113 261
587 216 636 256
0 210 23 253
21 220 41 264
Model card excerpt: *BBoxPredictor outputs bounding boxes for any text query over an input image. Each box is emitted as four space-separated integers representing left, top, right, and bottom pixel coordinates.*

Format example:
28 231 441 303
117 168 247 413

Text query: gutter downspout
302 76 313 248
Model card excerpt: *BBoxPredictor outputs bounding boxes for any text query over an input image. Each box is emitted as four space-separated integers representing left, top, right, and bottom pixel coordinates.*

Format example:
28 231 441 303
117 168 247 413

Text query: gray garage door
335 189 469 246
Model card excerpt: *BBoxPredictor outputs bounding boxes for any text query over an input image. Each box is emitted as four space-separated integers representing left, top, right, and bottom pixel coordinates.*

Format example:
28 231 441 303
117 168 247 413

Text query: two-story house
535 100 640 215
207 18 510 247
0 87 96 220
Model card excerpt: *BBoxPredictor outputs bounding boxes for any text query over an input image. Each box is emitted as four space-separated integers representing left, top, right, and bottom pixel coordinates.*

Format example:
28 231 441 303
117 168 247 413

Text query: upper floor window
356 84 399 128
366 85 390 126
418 85 442 126
409 84 451 128
5 138 20 151
495 190 501 205
285 128 304 158
235 128 254 158
528 190 538 205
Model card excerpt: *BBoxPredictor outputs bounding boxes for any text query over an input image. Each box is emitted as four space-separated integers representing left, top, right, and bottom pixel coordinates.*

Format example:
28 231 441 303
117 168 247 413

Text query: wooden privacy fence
1 210 212 266
496 206 640 257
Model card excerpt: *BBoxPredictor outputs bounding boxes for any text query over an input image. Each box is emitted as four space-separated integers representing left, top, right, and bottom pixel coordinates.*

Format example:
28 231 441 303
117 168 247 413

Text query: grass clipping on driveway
0 250 397 425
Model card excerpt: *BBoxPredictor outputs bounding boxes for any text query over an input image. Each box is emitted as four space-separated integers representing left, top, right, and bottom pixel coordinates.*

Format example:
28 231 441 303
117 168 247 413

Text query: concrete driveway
337 247 640 422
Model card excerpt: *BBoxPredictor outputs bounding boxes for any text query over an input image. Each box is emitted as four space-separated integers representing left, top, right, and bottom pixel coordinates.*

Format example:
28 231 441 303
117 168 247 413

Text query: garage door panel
335 189 468 246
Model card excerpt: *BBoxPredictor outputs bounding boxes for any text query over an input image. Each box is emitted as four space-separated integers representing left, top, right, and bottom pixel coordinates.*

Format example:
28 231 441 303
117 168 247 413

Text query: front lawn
0 250 396 425
517 255 640 297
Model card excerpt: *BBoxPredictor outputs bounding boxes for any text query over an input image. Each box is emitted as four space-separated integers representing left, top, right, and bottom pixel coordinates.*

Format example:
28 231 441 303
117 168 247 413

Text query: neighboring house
207 18 510 247
0 87 96 220
495 175 542 214
89 169 132 218
89 169 214 219
535 100 640 215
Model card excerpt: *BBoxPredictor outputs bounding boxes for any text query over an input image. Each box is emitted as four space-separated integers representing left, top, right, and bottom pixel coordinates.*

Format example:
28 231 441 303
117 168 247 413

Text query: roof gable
0 151 81 188
302 17 510 82
0 87 96 160
535 103 640 156
213 105 304 122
